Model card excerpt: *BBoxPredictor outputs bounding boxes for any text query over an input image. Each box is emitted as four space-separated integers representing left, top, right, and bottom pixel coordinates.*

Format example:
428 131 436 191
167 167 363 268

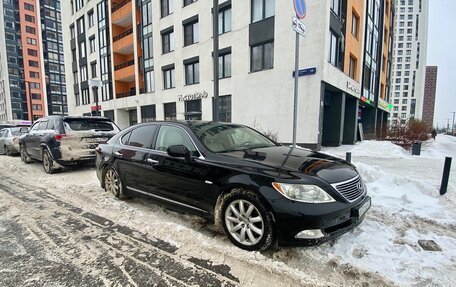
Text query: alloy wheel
105 169 121 197
224 199 264 246
43 151 52 173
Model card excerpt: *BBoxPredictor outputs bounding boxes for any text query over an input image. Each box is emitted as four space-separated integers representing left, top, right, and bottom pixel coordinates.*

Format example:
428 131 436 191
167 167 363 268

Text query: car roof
134 121 240 127
35 115 112 121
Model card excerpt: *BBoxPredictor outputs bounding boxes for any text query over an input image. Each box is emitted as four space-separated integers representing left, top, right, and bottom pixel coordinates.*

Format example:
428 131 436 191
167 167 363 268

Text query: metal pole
94 87 100 116
440 157 452 195
213 0 220 121
346 152 352 163
292 32 299 148
451 112 456 135
27 81 34 123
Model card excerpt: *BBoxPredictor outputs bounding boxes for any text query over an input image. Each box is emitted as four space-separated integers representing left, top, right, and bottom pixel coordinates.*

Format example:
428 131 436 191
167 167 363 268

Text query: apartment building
422 65 437 128
0 0 67 123
390 0 429 126
62 0 394 149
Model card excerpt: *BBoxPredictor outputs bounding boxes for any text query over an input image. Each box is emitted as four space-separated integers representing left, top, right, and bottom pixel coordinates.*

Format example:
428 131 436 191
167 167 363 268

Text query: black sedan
95 121 371 251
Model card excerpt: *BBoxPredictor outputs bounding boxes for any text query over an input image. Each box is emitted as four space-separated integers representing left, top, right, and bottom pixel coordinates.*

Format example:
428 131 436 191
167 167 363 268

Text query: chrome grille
331 175 365 202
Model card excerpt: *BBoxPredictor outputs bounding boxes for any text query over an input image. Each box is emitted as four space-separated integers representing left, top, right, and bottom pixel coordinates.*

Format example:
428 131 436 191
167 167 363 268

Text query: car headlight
272 182 335 203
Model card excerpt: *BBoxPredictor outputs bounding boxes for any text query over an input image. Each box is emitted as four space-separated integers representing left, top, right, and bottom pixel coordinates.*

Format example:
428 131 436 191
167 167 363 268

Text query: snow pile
323 140 410 159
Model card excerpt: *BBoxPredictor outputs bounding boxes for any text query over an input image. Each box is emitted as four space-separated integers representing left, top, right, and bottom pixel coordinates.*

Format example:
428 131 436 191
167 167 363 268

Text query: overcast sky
427 0 456 129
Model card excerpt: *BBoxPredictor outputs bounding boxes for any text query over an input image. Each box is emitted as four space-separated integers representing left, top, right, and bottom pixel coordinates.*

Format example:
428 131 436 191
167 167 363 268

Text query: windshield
190 123 277 153
64 119 120 132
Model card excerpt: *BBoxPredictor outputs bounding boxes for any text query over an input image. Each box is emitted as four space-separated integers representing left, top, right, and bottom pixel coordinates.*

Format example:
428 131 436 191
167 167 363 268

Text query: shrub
386 119 430 150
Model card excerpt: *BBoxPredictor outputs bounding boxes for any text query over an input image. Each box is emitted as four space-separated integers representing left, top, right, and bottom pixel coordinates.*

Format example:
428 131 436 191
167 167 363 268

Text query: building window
32 104 42 111
183 0 195 6
75 92 80 106
330 0 341 16
251 42 274 72
29 72 39 78
161 0 173 18
25 15 35 23
76 0 84 11
349 55 357 80
219 6 232 34
183 18 199 46
163 66 175 89
88 11 94 28
141 105 156 122
24 3 34 11
82 89 90 105
252 0 274 23
214 95 232 122
72 49 77 62
29 60 39 67
185 100 202 120
145 70 154 93
26 26 36 34
219 51 231 79
27 49 38 56
185 60 199 85
329 31 339 66
80 65 88 82
89 37 96 53
91 62 97 78
77 16 85 35
161 28 174 54
164 102 176 120
79 41 87 58
70 25 75 39
26 37 37 45
351 11 359 38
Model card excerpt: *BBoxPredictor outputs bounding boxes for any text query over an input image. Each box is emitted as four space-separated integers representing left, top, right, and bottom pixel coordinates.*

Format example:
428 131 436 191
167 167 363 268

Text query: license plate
358 198 371 219
86 137 108 143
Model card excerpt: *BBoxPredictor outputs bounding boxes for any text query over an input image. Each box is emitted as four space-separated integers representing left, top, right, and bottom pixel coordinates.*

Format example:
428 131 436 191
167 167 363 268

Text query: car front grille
331 175 365 202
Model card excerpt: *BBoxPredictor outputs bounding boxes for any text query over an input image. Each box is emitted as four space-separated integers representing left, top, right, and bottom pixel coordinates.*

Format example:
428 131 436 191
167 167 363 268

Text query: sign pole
292 32 299 148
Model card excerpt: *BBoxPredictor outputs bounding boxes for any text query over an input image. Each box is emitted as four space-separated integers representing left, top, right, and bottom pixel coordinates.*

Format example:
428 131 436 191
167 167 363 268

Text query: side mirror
20 127 29 133
167 145 191 160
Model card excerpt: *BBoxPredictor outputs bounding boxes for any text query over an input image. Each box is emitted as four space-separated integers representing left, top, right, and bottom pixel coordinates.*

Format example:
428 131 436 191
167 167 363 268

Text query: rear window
64 119 119 132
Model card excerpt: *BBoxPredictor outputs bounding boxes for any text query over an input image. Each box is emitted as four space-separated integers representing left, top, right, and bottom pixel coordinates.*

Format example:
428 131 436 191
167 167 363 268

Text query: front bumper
260 186 371 246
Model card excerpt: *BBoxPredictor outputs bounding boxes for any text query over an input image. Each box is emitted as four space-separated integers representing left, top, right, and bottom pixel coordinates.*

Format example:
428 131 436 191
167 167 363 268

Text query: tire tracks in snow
0 176 238 287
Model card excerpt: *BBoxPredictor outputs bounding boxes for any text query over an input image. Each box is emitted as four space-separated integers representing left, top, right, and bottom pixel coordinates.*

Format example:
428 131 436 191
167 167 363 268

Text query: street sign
88 79 103 87
292 67 316 77
293 0 307 19
292 16 307 37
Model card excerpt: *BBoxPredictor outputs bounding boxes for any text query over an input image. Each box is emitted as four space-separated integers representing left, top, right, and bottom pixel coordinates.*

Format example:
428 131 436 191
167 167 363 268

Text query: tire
104 167 127 199
20 145 33 163
221 189 276 251
42 149 58 174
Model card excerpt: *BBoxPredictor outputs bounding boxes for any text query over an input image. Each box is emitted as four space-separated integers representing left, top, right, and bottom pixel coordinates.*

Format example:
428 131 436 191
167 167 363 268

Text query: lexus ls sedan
95 121 371 251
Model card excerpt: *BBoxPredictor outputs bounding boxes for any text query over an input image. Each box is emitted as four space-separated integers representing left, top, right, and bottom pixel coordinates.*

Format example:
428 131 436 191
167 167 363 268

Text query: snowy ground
0 135 455 286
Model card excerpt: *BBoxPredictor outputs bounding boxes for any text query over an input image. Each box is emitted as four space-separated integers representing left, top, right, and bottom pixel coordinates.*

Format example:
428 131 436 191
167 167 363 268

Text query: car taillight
95 146 101 153
54 134 65 141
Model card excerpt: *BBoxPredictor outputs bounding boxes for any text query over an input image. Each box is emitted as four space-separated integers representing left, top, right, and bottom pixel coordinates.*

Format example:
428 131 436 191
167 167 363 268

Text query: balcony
112 28 134 54
114 60 135 82
116 89 136 99
111 0 132 27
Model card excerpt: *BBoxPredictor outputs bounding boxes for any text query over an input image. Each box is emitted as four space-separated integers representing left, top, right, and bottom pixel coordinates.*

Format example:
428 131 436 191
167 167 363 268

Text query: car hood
221 145 358 184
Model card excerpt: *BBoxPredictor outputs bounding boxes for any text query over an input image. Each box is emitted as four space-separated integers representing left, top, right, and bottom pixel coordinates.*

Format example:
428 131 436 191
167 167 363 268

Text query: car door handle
114 151 123 157
147 158 159 165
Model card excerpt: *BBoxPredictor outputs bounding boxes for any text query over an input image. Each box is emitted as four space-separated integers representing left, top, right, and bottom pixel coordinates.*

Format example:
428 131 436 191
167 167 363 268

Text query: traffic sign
292 16 307 37
293 0 307 19
292 67 316 77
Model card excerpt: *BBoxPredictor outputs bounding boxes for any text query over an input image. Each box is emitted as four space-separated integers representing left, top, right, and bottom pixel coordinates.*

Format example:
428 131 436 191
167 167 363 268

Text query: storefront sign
347 81 361 95
378 99 391 111
178 91 208 102
360 96 372 105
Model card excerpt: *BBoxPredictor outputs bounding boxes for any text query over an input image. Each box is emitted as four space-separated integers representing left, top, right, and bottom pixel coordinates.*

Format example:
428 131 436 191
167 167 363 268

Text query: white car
0 127 28 156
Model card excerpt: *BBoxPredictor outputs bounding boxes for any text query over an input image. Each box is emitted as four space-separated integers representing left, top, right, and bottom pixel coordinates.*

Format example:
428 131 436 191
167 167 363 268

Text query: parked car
20 116 120 173
0 127 28 155
95 121 371 251
0 124 15 130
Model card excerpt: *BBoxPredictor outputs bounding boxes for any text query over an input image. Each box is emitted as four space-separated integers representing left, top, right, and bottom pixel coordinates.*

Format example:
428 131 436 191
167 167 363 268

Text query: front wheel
104 168 127 199
221 190 276 251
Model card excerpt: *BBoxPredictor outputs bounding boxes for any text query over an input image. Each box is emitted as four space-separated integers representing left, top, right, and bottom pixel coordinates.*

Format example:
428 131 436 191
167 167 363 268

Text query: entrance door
129 110 137 126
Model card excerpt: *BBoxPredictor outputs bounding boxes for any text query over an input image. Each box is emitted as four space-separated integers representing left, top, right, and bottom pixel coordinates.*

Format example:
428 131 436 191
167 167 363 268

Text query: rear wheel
5 146 12 156
42 149 58 174
104 168 126 199
221 190 276 251
20 145 33 163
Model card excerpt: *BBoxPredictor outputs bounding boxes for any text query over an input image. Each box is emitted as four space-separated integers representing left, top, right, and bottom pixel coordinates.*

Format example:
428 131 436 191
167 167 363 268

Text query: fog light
295 229 325 239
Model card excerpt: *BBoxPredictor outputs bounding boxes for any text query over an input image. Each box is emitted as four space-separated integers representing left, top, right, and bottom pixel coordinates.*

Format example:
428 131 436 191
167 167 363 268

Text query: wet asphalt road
0 175 239 287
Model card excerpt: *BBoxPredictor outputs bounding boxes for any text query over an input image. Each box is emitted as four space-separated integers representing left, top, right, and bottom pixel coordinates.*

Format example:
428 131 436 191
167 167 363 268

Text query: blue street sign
293 0 307 19
292 67 316 77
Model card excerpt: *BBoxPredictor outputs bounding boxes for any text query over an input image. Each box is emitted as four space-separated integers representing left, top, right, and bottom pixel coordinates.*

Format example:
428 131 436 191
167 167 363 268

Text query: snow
1 135 456 286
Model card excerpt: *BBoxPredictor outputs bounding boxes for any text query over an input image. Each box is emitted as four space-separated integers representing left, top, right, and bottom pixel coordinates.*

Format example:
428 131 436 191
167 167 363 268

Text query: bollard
440 157 452 196
346 152 352 163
